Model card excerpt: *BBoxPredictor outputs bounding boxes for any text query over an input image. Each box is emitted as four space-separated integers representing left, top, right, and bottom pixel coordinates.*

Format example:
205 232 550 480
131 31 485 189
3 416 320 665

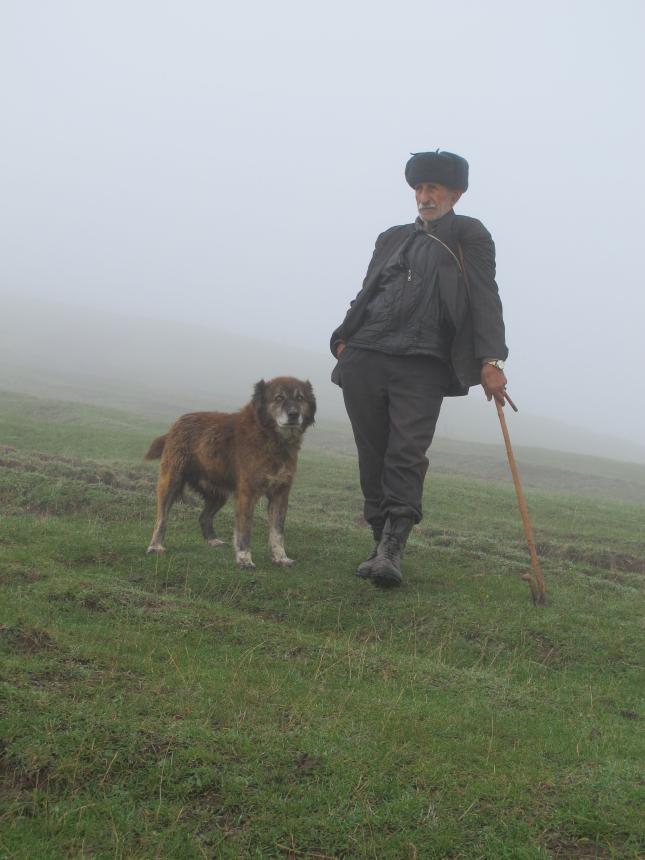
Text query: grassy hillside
4 389 645 505
314 425 645 506
3 294 645 465
0 392 643 858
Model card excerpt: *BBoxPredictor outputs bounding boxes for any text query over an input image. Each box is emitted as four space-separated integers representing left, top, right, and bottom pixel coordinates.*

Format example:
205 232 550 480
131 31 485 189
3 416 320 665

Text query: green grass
0 392 643 859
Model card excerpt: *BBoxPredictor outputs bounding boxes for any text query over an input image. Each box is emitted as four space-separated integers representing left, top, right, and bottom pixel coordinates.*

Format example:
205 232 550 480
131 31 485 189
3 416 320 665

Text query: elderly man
330 150 508 588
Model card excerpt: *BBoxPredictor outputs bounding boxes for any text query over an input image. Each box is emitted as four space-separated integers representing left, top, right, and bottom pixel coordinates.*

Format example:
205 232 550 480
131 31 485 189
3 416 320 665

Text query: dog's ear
252 379 269 424
302 379 317 428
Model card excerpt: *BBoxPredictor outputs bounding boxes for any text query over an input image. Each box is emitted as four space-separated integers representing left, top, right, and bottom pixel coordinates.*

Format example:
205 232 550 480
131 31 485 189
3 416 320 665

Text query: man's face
415 182 463 223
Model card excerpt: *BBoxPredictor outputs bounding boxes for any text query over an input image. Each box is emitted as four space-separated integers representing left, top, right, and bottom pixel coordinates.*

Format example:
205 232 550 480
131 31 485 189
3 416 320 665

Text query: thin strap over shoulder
456 242 474 307
456 242 470 292
423 232 463 272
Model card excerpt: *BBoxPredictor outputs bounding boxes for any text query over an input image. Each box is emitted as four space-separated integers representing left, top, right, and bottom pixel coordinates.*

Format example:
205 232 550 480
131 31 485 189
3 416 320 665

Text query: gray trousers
339 346 449 527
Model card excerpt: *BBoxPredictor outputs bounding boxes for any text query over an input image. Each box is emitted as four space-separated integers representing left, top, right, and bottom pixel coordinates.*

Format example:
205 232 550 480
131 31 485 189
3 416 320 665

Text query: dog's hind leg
233 485 259 570
267 484 295 567
147 469 183 554
199 492 228 547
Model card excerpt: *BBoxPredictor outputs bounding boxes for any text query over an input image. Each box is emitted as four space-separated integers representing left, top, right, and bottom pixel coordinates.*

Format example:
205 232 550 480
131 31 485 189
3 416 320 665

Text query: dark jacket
330 210 508 396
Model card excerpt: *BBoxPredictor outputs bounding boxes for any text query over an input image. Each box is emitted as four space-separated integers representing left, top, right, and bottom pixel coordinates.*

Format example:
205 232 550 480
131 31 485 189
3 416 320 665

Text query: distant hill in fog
3 294 645 465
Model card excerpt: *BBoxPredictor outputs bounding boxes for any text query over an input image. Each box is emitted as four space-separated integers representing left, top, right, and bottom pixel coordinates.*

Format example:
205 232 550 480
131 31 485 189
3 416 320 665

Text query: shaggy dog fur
144 377 316 569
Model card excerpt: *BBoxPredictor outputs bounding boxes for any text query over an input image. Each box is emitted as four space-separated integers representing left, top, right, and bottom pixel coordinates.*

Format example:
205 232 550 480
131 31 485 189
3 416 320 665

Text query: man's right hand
481 363 507 406
336 341 346 359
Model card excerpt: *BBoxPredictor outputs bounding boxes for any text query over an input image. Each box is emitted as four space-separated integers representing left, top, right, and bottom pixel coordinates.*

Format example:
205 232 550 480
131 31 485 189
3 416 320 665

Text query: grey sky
1 1 644 444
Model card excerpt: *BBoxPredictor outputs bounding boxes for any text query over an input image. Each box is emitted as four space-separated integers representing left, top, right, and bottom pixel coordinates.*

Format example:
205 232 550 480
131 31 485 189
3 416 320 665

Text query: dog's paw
207 538 226 547
236 560 256 571
236 551 256 570
273 557 296 567
146 545 166 555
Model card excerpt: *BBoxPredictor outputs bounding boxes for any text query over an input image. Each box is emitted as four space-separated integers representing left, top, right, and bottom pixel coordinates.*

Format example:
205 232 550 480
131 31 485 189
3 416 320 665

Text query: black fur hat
405 150 469 191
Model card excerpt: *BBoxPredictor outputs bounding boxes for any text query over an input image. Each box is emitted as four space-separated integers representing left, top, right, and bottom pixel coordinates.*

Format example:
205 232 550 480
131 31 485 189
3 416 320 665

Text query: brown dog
144 377 316 569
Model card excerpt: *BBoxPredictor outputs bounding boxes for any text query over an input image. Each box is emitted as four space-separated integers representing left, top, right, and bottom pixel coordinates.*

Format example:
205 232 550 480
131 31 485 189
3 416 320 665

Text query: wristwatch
484 359 505 370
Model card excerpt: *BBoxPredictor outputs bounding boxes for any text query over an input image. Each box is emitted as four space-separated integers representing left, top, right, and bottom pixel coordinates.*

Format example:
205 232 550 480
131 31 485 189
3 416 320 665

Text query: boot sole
369 559 402 588
371 572 402 588
355 565 401 586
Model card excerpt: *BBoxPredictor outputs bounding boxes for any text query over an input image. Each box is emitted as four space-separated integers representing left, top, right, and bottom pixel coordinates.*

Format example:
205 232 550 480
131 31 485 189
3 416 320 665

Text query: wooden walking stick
495 396 547 605
454 242 546 604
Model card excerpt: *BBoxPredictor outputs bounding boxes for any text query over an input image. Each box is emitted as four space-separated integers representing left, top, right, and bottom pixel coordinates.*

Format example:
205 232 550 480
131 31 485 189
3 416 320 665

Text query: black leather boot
355 522 384 579
369 516 414 587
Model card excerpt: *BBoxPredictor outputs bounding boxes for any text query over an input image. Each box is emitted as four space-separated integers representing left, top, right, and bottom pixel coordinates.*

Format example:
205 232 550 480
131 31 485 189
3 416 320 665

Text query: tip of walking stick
521 573 547 606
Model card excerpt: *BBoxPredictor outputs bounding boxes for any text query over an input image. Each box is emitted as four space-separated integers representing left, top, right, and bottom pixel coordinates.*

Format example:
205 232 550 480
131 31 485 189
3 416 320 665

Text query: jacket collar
414 208 456 235
418 209 457 249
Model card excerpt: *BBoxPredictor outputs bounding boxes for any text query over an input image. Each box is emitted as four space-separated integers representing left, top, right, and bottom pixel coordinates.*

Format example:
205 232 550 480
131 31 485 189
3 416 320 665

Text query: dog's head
252 377 316 436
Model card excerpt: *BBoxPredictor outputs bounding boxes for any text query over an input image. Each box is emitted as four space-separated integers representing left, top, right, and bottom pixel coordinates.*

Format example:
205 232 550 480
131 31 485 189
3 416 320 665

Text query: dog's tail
144 435 167 460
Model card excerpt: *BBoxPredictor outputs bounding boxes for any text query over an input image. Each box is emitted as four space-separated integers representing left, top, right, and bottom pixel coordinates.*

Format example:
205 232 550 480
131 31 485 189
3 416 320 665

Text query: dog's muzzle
278 408 303 429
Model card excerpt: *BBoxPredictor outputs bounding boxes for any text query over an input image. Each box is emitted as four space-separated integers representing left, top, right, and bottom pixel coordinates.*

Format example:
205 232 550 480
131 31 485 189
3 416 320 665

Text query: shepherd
330 150 508 588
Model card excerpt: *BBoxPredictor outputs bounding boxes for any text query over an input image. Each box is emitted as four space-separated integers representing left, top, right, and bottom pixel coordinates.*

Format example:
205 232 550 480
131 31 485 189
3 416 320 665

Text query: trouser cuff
382 504 421 525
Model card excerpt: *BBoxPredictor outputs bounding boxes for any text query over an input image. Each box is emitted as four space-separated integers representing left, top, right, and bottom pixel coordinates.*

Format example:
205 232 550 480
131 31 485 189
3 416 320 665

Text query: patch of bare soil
527 631 563 666
0 564 44 586
0 623 57 654
47 584 167 615
0 444 156 493
295 752 323 775
537 542 645 576
0 743 53 794
543 833 612 858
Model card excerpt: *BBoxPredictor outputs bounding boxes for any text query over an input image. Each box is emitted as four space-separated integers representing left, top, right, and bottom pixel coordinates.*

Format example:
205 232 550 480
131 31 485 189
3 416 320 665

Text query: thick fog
1 1 644 448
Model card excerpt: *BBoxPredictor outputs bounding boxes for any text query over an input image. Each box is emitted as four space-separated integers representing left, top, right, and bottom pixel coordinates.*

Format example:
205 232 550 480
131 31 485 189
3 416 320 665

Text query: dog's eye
274 394 285 402
296 394 305 401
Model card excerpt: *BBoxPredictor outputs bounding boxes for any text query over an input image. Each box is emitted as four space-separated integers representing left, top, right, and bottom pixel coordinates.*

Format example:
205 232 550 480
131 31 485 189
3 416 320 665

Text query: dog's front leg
267 484 295 567
234 487 258 570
